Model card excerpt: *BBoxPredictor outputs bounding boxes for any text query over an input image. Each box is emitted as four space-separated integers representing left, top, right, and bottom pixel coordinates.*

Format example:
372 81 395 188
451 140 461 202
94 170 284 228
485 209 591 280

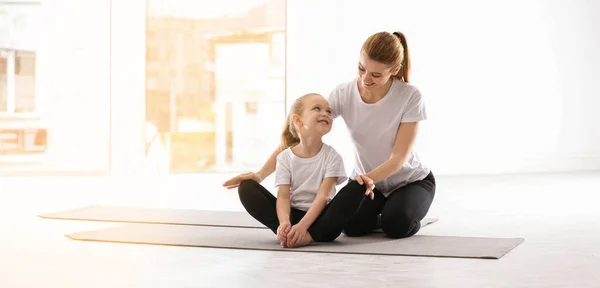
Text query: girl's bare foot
279 236 288 248
287 231 313 248
277 231 288 247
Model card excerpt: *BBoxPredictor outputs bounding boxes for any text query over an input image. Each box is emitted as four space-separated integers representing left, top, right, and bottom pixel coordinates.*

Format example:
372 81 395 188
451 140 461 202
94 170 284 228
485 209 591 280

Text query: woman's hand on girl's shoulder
354 175 375 200
222 172 263 189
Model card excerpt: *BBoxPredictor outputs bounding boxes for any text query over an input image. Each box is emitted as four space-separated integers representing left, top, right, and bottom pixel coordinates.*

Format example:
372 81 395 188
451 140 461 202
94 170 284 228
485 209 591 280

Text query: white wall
287 0 600 175
109 0 148 175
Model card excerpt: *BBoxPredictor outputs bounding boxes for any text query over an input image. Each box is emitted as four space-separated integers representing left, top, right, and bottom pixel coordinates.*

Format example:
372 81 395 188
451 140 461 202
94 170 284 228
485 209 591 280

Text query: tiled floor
1 171 599 287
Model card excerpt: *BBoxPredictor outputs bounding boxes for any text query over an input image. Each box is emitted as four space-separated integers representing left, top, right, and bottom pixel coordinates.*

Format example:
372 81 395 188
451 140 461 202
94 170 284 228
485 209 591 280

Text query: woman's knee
381 212 420 239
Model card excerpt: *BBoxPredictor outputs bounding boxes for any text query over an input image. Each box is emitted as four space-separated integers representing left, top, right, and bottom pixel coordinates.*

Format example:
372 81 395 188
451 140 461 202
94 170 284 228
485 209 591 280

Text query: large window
144 0 286 174
0 0 111 174
0 0 285 175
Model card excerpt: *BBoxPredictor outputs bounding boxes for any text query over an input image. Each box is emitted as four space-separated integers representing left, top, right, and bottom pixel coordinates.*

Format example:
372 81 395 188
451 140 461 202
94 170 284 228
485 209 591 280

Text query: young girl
237 93 360 248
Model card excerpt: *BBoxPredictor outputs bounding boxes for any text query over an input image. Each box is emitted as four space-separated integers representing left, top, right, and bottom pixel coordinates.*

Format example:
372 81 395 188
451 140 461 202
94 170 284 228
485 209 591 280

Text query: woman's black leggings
342 171 436 239
237 171 436 241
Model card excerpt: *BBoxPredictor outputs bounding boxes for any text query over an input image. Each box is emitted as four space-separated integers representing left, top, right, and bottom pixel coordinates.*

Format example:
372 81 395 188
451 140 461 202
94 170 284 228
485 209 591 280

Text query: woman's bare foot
287 231 313 248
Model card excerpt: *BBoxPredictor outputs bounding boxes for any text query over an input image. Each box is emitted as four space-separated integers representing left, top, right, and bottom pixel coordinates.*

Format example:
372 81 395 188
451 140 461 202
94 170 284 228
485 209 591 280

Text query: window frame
0 47 37 117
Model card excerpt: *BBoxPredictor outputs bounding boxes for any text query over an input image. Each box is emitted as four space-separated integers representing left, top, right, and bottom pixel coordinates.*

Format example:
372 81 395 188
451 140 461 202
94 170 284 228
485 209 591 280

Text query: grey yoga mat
39 205 265 228
66 223 524 259
39 205 437 230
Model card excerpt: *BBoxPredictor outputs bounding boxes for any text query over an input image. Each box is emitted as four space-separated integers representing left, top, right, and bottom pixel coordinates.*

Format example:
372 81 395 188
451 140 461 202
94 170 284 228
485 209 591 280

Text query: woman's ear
391 65 401 77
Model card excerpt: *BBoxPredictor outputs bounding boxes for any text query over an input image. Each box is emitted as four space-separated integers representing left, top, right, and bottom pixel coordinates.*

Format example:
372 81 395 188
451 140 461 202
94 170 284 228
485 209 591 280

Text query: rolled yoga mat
66 223 524 259
39 205 438 230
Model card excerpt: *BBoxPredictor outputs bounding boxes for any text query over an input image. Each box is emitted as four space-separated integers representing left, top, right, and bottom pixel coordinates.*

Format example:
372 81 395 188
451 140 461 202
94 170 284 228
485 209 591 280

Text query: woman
223 31 436 240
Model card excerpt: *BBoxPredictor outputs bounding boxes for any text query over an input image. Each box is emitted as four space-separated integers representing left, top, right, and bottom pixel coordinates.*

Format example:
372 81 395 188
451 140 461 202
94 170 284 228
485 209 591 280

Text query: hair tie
393 32 403 43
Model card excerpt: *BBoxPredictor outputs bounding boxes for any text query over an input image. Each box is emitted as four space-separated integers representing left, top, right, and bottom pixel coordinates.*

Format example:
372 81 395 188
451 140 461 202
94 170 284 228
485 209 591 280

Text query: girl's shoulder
321 143 343 160
275 147 294 161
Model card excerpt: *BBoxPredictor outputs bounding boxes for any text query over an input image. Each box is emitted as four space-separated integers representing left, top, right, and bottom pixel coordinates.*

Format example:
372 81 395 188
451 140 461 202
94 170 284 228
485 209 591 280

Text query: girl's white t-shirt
328 77 430 197
274 143 348 211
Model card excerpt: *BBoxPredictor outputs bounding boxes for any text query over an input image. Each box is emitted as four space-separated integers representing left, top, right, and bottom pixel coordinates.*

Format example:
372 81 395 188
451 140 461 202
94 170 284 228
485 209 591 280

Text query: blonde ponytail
280 113 300 149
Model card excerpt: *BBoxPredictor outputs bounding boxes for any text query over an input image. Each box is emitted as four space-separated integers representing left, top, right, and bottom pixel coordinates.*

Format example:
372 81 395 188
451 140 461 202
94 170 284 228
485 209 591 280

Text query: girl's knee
237 179 260 201
340 180 366 195
238 179 258 192
342 227 370 237
381 214 420 239
311 231 342 242
341 219 374 237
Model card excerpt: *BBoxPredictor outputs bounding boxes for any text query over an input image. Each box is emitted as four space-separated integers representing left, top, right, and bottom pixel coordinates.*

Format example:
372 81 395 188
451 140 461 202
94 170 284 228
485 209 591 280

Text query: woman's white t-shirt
328 77 430 197
274 143 348 211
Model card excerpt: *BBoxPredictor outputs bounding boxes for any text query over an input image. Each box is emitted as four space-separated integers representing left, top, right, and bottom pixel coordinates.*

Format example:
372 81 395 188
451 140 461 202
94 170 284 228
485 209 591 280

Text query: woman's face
358 51 399 90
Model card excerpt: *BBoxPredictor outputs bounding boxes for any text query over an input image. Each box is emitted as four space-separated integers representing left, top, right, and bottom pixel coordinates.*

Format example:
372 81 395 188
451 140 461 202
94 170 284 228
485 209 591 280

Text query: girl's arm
366 121 419 183
296 177 338 229
276 184 292 224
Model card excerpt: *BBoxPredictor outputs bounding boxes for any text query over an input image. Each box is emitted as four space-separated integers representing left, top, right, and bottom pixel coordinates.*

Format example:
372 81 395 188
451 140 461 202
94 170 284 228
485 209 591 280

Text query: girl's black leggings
237 171 436 241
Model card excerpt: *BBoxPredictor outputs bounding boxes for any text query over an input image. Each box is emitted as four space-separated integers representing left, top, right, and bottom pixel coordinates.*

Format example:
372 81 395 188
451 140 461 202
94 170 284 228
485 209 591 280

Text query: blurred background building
0 0 286 175
145 0 285 173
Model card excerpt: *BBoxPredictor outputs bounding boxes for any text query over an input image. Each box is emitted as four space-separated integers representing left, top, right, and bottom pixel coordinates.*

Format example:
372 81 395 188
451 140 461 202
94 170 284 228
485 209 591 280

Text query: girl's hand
222 172 263 189
286 223 311 247
354 175 375 200
277 222 292 247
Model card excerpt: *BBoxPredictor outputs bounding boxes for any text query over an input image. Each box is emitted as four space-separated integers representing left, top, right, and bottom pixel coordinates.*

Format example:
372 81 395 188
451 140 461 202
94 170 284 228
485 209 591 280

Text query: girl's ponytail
280 113 300 149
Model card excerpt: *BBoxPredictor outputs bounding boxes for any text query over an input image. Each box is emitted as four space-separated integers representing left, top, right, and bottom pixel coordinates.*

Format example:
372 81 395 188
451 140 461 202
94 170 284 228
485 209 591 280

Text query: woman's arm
296 177 338 229
366 122 419 184
256 143 288 181
223 143 286 188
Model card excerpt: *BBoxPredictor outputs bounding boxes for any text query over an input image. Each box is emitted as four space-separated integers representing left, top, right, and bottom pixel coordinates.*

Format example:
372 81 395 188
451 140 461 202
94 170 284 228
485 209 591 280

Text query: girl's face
294 95 333 137
358 51 399 90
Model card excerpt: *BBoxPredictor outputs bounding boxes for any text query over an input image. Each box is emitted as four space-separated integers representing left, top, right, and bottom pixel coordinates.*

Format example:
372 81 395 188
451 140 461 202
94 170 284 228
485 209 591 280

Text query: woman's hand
222 172 263 189
354 175 375 200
